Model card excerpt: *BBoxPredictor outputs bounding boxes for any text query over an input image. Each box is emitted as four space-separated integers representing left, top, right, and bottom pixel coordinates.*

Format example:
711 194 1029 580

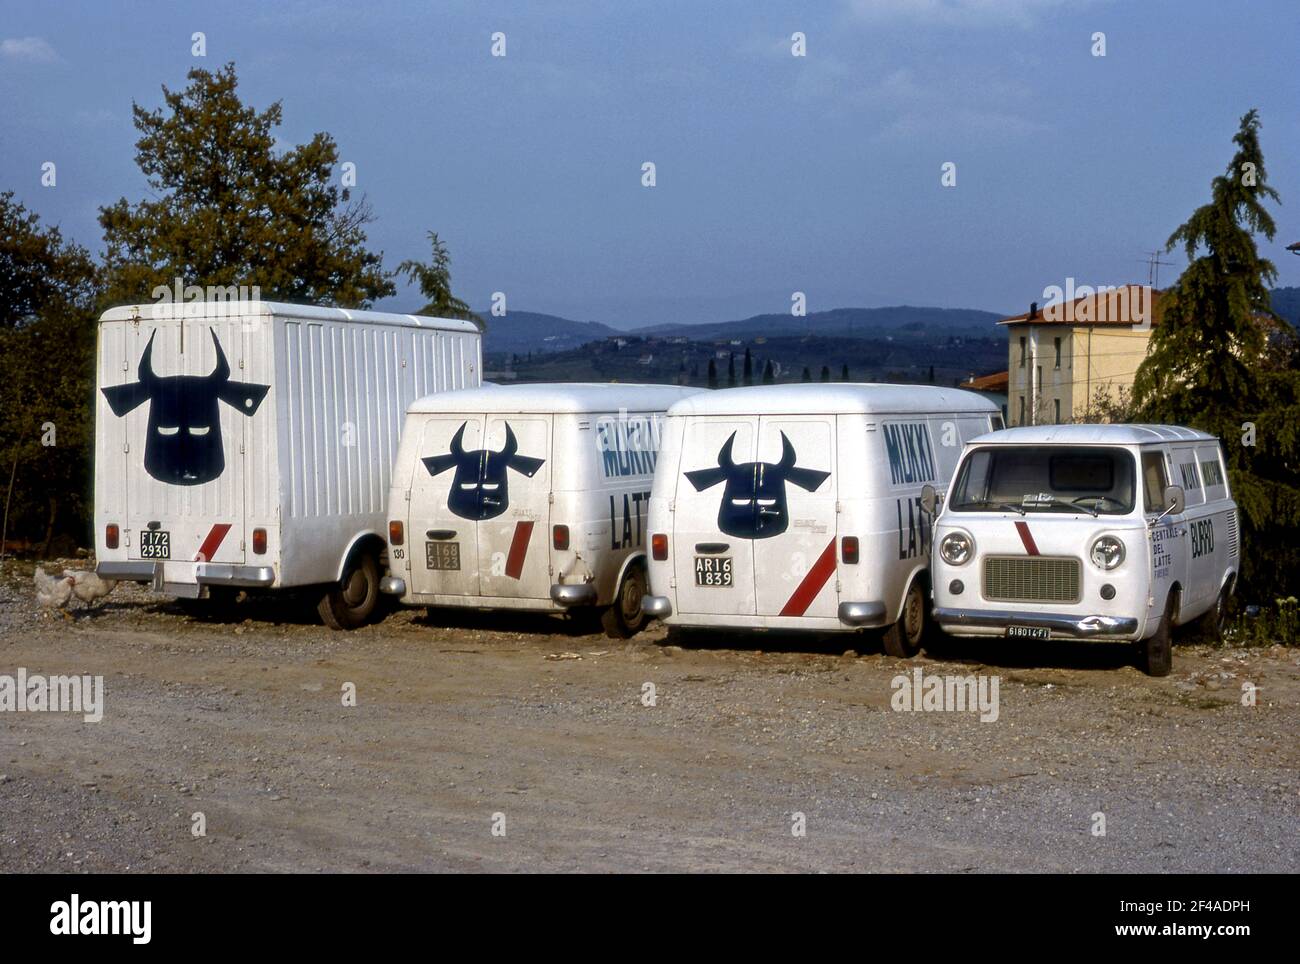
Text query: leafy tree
1132 109 1300 597
99 63 394 307
396 231 479 322
0 193 100 555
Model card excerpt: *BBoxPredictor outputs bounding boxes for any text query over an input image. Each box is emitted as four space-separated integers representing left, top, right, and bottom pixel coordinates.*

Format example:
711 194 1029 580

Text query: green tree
707 358 718 389
727 353 736 387
743 348 753 386
762 360 775 384
1132 109 1300 598
0 192 100 555
396 231 479 323
99 63 394 307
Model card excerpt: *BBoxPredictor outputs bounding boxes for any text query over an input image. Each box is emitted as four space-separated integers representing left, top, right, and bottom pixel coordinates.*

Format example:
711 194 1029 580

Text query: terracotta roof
999 284 1162 327
961 370 1009 392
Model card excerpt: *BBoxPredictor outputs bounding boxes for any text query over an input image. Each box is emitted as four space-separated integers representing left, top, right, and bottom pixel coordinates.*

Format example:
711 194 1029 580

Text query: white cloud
1 36 61 64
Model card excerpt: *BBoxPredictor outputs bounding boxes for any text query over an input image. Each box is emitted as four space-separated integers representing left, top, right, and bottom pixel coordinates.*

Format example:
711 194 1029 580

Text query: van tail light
388 521 404 546
252 528 267 555
652 533 668 561
841 536 859 564
105 524 120 550
553 524 570 550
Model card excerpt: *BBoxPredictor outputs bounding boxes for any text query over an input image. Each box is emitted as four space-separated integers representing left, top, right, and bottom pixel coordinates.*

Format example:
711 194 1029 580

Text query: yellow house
1000 284 1161 426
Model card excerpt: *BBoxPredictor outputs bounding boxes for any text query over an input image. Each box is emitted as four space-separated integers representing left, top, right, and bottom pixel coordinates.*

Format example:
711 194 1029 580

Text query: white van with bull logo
382 383 701 637
641 384 1001 653
928 424 1238 676
94 300 481 628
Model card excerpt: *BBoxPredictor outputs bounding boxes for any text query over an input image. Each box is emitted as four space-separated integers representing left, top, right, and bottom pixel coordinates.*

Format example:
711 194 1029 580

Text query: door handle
695 543 730 554
426 529 457 540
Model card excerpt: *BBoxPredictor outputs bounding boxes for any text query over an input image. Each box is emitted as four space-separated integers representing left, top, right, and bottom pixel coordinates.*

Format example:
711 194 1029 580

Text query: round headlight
940 531 972 565
1090 535 1125 570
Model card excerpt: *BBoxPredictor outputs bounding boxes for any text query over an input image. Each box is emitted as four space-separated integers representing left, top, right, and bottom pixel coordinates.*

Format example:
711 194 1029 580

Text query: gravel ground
1 558 1296 873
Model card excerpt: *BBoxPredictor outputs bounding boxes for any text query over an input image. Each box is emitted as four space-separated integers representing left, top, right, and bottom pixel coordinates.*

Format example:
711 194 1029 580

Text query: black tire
601 561 648 639
317 551 380 630
882 578 926 658
1194 583 1231 642
1137 592 1176 677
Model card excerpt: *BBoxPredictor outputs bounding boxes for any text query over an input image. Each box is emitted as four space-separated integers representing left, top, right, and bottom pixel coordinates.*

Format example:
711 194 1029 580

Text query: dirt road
1 560 1296 872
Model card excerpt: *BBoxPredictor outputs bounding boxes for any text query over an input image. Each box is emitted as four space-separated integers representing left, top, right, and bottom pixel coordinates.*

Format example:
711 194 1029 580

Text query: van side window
1141 451 1169 513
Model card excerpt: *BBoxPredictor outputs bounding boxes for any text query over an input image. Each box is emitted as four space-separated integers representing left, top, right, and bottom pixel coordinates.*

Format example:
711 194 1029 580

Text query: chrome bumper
380 576 407 596
550 583 597 607
934 607 1139 639
641 594 672 618
96 560 275 596
838 601 887 627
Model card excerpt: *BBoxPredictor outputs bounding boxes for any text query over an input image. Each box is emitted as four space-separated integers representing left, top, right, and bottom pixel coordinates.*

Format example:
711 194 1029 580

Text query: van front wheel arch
318 549 381 631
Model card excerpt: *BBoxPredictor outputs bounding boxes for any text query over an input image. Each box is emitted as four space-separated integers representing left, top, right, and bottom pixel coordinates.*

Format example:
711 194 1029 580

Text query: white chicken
33 566 74 608
63 569 117 606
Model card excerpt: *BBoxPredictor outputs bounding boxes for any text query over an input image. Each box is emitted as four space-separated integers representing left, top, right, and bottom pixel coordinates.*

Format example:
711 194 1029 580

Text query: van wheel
601 562 648 639
318 552 380 631
1195 584 1231 641
882 579 926 658
1137 593 1176 677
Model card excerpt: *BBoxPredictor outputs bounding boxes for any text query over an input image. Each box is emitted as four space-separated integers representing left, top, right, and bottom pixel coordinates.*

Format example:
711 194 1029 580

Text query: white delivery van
382 383 701 637
641 383 1001 653
94 300 481 628
928 424 1239 676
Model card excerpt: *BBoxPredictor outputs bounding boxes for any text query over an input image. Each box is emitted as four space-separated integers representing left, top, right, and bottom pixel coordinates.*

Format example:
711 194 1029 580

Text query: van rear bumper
550 583 597 607
97 561 276 593
641 594 672 618
933 607 1139 639
838 601 888 627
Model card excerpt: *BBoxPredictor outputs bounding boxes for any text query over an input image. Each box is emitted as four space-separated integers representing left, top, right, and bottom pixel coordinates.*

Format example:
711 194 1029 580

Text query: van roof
407 382 703 415
665 383 999 417
967 424 1217 445
98 300 480 334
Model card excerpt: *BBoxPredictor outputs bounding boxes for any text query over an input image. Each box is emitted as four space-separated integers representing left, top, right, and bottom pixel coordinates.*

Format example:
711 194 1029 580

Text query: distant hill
479 310 619 357
635 305 1005 342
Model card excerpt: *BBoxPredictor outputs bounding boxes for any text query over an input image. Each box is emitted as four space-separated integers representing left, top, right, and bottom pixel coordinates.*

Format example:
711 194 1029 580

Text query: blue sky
2 0 1297 328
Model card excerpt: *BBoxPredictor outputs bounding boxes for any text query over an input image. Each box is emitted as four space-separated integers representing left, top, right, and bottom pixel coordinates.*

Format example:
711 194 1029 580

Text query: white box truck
383 383 700 636
93 300 481 628
641 383 1001 653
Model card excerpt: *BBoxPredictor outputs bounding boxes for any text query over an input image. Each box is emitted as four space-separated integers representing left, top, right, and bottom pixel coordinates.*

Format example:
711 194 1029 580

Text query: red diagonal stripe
194 523 232 562
779 538 838 617
504 520 535 579
1014 521 1039 556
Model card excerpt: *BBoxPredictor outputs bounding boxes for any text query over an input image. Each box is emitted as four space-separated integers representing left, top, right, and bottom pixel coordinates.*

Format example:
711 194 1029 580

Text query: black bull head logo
685 432 829 539
422 422 546 520
100 328 269 486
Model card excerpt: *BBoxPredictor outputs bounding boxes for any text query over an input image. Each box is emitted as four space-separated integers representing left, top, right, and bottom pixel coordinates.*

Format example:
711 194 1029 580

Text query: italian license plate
1007 625 1050 640
425 541 461 571
139 529 170 559
694 555 732 587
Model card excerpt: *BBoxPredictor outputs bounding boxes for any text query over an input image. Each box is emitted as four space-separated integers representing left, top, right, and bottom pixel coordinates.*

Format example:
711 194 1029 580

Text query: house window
1053 398 1061 423
1017 395 1025 425
1018 336 1026 368
1054 337 1062 369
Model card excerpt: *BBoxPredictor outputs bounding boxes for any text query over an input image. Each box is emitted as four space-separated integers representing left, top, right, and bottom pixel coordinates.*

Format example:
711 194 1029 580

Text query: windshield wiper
962 500 1025 515
1021 495 1099 517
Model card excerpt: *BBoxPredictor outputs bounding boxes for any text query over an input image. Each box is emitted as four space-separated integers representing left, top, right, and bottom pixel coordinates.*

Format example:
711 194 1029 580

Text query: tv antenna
1138 250 1175 287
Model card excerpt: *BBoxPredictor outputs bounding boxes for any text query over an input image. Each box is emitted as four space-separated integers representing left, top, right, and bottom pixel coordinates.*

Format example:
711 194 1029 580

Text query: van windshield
949 446 1136 515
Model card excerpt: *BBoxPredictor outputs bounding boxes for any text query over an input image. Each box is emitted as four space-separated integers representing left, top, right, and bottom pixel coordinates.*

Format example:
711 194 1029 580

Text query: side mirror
1164 484 1185 515
921 483 938 516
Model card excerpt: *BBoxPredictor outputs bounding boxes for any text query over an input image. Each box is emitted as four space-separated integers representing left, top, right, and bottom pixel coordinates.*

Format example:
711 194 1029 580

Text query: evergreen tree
99 63 394 307
1132 109 1300 597
841 363 850 381
820 365 831 382
397 231 479 323
727 353 736 387
707 358 718 389
762 360 775 384
801 366 812 382
743 348 753 386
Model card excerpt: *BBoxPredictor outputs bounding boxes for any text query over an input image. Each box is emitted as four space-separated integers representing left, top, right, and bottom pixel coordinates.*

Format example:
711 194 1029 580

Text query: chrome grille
983 556 1081 603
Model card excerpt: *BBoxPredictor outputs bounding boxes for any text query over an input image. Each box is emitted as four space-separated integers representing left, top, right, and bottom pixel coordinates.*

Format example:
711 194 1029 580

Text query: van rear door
672 418 758 616
753 416 838 618
476 415 552 600
122 316 248 575
407 415 484 597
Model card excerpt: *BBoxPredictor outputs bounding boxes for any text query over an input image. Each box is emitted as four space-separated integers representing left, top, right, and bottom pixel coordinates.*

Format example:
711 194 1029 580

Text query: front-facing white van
94 300 481 628
929 424 1239 675
383 383 700 637
641 383 1001 653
